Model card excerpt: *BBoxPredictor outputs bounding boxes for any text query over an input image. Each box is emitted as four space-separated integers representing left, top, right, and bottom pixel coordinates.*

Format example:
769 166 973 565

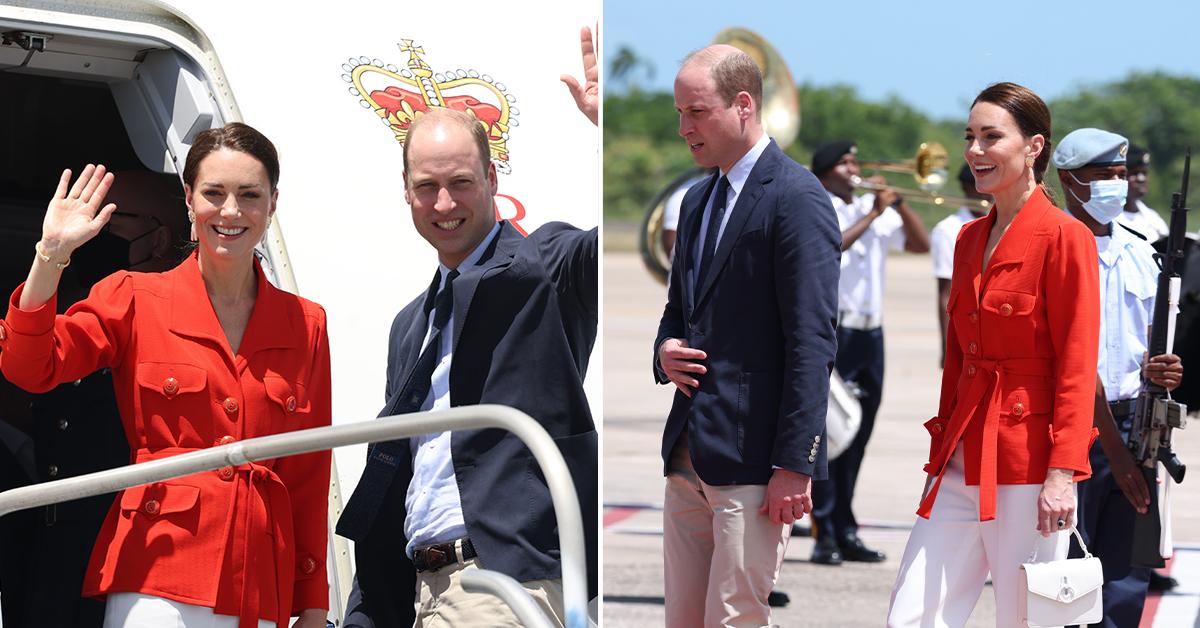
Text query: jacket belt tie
135 447 294 628
916 357 1054 521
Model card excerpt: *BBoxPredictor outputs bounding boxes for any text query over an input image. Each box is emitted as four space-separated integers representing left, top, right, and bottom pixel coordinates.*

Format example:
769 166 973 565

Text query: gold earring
1025 155 1034 168
187 210 195 223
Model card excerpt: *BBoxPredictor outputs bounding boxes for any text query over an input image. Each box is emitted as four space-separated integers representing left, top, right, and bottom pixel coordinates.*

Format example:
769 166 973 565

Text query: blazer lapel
693 142 779 310
980 188 1050 294
381 271 439 417
450 221 517 356
680 173 719 317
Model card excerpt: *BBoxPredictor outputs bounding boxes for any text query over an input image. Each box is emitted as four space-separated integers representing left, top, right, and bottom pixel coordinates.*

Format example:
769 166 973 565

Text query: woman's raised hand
39 165 117 261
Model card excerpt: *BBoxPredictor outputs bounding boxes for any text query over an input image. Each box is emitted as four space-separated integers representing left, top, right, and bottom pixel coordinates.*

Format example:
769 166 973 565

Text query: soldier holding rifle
1052 128 1184 627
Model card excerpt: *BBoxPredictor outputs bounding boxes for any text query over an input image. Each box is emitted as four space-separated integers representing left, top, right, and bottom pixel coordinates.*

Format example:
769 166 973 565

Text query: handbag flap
1022 557 1104 601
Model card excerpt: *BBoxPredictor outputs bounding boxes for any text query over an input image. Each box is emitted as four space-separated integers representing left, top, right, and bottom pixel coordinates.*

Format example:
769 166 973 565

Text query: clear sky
603 0 1200 120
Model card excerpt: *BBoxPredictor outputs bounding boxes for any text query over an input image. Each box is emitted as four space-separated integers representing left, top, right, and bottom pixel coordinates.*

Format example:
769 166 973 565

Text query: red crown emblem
342 40 519 173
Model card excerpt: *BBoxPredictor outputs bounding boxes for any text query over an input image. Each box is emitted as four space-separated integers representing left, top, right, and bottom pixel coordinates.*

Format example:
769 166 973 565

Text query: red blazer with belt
0 253 331 627
919 188 1100 521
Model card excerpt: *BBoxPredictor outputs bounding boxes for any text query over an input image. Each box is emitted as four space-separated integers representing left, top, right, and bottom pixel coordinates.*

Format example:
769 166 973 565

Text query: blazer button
967 364 977 377
143 499 160 515
218 466 235 481
0 325 6 341
223 397 239 415
932 423 944 434
808 455 816 463
967 341 978 355
968 311 978 323
163 377 179 397
215 435 236 447
1000 303 1014 317
813 435 821 443
301 557 318 575
1012 402 1025 416
286 396 297 413
58 419 69 431
47 464 58 477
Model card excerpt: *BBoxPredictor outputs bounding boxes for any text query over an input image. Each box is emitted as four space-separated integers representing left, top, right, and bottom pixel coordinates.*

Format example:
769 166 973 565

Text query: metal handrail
0 404 589 628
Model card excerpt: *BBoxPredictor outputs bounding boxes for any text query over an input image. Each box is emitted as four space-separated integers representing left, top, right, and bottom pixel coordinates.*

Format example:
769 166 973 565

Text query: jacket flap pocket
119 482 200 515
1001 387 1053 418
1022 556 1104 600
981 290 1036 316
265 376 309 413
136 362 207 395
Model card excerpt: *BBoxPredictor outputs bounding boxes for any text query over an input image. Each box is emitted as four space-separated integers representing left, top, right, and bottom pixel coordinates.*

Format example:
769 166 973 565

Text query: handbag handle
1025 526 1091 563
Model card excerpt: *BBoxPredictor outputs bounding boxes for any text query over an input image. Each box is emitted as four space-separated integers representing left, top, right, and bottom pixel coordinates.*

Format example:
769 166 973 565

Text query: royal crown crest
342 41 519 173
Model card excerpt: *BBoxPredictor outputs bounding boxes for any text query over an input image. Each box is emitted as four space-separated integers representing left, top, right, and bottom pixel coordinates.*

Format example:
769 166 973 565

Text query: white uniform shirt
832 193 905 320
1096 224 1159 402
931 206 980 280
405 221 502 556
1116 199 1169 241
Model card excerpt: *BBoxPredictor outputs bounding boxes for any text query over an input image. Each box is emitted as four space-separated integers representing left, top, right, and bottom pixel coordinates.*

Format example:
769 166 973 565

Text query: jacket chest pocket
136 363 209 441
264 376 310 430
980 290 1037 350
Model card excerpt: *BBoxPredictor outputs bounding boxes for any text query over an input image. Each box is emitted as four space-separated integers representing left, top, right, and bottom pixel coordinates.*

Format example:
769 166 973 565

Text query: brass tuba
637 27 801 284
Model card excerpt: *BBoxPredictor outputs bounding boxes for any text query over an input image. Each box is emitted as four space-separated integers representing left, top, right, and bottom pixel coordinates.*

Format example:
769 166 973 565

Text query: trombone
857 142 991 211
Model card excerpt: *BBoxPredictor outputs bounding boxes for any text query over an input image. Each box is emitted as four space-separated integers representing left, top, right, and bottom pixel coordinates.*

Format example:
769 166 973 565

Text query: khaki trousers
663 439 790 628
414 558 564 628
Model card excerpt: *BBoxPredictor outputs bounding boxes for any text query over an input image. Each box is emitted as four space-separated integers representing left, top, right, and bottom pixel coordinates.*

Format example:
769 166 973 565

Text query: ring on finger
1057 518 1067 528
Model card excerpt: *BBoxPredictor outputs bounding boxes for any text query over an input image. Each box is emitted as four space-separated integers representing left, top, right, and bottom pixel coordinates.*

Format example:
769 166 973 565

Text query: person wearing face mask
887 82 1100 627
1117 144 1170 242
1052 128 1183 626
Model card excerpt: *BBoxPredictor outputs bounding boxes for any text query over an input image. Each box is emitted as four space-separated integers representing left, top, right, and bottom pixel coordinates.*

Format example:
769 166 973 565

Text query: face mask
1068 172 1127 224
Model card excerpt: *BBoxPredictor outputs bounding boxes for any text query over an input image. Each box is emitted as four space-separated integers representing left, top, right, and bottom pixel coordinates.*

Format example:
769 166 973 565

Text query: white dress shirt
1096 224 1159 401
691 133 771 271
405 221 502 556
1116 199 1169 241
832 193 905 323
930 206 979 280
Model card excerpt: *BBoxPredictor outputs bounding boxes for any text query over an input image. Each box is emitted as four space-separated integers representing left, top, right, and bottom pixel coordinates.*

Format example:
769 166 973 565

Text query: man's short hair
683 47 763 116
403 108 492 174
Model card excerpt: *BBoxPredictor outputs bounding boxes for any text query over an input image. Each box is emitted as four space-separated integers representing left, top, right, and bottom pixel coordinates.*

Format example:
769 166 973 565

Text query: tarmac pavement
601 244 1200 627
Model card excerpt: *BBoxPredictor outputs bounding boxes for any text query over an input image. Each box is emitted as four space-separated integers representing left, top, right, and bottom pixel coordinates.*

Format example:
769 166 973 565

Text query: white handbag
1018 526 1103 628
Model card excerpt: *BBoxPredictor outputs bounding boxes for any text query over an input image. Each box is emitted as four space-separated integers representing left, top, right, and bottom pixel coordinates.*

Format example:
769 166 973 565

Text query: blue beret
1051 128 1129 170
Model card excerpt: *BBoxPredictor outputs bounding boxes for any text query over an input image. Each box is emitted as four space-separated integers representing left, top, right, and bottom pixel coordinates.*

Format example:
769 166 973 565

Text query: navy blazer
654 140 841 485
338 220 598 628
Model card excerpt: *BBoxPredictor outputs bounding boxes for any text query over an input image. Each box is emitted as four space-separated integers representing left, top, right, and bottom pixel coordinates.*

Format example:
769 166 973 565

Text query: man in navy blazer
337 31 599 628
654 45 841 627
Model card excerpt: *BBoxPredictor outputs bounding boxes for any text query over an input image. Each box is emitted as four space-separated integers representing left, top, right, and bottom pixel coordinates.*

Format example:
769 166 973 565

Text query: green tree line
605 60 1200 232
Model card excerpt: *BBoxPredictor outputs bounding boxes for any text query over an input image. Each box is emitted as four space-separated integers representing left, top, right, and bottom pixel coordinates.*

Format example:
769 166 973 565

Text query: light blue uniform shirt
405 221 502 557
1096 224 1159 402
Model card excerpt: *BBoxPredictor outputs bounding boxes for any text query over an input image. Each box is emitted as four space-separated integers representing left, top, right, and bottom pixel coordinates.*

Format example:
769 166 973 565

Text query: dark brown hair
403 108 492 174
971 82 1055 200
182 122 280 190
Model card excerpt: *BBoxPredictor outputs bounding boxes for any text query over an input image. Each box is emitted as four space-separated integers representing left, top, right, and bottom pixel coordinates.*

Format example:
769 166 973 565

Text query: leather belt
413 538 477 572
1109 398 1136 417
838 311 883 331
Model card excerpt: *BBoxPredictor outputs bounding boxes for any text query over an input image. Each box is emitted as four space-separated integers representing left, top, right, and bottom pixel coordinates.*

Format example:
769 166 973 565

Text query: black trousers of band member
1070 409 1150 628
811 326 884 541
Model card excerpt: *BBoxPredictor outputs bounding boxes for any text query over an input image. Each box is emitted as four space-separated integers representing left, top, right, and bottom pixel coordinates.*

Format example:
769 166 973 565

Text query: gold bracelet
34 241 71 270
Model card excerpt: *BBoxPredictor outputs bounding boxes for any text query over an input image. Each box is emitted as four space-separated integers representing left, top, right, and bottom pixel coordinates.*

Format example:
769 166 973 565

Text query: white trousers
103 592 276 628
887 448 1072 628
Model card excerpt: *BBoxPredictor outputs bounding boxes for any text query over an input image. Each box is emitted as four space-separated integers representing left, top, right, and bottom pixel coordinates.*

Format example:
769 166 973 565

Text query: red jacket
0 254 331 627
919 188 1099 521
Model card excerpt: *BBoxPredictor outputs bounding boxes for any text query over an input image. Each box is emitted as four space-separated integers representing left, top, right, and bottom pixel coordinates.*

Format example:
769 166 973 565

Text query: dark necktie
393 269 459 414
696 175 731 290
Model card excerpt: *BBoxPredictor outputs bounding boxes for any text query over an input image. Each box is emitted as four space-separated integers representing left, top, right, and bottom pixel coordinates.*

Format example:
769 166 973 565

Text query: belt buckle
425 545 448 570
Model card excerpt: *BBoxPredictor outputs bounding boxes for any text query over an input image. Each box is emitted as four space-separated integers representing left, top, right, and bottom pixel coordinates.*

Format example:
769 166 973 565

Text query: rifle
1128 149 1191 568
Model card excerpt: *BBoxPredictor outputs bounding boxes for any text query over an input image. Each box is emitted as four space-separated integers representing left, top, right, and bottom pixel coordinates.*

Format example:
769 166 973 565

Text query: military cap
1051 128 1129 170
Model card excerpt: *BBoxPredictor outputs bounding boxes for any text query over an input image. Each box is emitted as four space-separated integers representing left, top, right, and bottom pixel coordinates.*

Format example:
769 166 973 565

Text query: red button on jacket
0 254 332 626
